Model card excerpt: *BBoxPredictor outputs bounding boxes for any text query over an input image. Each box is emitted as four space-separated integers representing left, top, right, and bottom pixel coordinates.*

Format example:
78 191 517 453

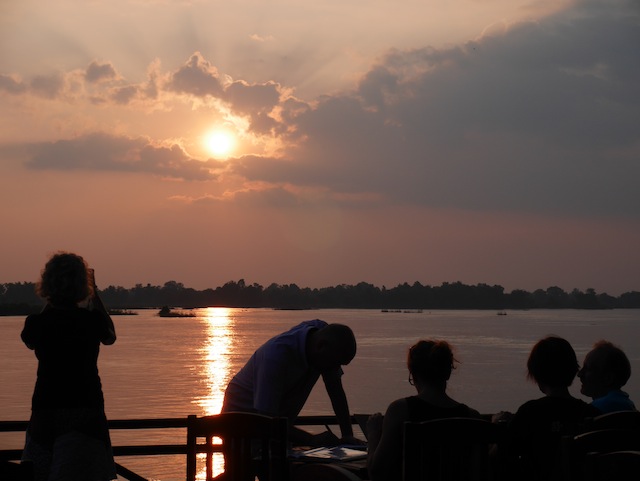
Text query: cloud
24 132 222 180
0 74 26 94
30 74 65 99
3 0 637 221
171 184 300 208
110 85 140 104
249 33 275 42
85 61 118 83
224 80 281 114
229 0 640 219
167 52 224 97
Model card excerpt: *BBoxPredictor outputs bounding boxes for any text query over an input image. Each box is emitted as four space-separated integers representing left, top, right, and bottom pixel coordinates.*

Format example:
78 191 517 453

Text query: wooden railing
0 415 364 481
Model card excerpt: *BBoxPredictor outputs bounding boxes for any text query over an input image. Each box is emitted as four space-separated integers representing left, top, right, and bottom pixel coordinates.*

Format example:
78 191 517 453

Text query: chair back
585 410 640 431
291 463 362 481
585 450 640 481
186 412 289 481
563 428 640 481
403 417 506 481
0 461 33 481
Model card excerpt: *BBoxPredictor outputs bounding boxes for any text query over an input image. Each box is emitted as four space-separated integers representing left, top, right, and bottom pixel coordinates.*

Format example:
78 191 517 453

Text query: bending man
221 319 361 446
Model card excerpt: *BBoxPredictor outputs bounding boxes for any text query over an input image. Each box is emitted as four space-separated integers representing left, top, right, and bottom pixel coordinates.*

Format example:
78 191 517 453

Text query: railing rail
0 414 364 480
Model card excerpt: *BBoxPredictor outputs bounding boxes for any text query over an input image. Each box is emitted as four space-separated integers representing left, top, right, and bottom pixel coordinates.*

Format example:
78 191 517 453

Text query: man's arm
322 369 358 442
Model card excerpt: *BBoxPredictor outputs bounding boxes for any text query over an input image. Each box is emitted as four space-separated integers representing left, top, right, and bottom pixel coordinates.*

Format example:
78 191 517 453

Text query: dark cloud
30 74 64 99
224 80 282 133
232 0 640 219
165 56 284 133
110 85 139 105
224 80 281 114
168 52 224 97
184 185 301 208
24 133 219 181
85 61 118 83
0 74 26 94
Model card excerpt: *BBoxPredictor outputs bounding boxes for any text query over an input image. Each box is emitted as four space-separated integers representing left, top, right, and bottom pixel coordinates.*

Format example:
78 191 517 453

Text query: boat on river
158 306 195 318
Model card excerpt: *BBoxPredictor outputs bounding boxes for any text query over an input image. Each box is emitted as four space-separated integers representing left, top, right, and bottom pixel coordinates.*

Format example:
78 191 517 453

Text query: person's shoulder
459 404 481 418
25 312 41 322
592 390 636 413
25 308 57 325
303 319 328 329
561 396 593 411
516 397 545 412
282 319 326 335
384 397 410 426
386 397 410 416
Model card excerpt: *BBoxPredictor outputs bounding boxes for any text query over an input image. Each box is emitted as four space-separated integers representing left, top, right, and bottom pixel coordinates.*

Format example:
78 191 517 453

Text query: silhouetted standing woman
21 252 117 481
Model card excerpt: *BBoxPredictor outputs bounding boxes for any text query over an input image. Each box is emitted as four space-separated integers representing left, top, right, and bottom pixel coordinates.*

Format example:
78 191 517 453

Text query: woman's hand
88 268 97 292
492 411 513 423
366 412 384 443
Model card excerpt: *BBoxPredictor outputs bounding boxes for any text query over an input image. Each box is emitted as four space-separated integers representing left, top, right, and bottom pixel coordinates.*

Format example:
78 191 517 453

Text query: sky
0 0 639 296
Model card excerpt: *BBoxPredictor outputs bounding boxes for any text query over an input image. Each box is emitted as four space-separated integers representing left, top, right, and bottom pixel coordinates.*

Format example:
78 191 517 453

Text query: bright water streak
1 308 639 480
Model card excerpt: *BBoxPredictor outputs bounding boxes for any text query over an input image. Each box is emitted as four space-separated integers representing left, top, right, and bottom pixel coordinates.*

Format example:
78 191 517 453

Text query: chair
585 410 640 431
402 417 506 481
0 461 33 481
291 463 362 481
585 450 640 481
562 429 640 481
186 412 289 481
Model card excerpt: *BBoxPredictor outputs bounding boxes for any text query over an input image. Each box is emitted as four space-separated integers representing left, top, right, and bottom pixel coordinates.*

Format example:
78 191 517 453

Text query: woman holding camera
21 252 117 481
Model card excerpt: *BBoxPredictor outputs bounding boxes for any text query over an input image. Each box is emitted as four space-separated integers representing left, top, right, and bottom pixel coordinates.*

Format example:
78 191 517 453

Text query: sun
203 129 235 158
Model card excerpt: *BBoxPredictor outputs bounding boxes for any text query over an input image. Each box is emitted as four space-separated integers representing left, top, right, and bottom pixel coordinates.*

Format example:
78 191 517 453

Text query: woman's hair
407 339 457 386
36 252 92 305
527 336 579 387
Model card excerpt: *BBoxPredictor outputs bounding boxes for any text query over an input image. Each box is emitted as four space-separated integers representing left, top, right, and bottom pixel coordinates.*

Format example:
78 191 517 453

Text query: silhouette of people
366 339 480 481
221 320 362 446
504 336 599 481
21 252 117 481
578 340 637 413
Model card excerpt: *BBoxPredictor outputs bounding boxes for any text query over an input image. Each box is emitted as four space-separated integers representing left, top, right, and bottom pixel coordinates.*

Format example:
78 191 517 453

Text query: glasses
408 374 415 386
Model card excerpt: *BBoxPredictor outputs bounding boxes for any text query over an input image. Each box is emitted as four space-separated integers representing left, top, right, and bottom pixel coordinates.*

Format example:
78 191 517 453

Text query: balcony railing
0 415 364 481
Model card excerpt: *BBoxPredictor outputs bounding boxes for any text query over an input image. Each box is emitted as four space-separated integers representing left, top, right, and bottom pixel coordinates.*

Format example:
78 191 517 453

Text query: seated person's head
579 340 631 399
407 339 457 388
309 323 357 371
37 251 92 306
527 336 579 388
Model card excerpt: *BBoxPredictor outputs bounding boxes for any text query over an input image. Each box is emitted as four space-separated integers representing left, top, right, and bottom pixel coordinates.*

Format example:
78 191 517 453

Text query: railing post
186 414 197 481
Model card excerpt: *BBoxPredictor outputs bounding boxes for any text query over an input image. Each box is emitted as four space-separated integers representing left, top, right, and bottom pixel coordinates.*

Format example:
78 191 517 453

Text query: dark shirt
405 396 480 421
22 307 112 409
508 396 600 480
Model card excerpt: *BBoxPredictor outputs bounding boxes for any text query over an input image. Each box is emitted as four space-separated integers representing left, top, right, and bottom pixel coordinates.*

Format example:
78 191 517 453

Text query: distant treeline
1 280 639 315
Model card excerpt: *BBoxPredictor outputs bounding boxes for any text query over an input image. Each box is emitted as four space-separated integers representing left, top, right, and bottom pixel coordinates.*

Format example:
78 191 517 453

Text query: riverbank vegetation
1 280 639 315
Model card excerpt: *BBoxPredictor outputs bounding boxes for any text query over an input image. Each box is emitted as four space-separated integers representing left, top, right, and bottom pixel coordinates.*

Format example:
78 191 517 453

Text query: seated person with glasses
366 339 480 481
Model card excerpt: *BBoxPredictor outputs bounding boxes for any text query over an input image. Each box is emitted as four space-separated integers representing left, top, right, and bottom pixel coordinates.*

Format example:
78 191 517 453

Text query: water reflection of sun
196 307 235 478
199 307 234 414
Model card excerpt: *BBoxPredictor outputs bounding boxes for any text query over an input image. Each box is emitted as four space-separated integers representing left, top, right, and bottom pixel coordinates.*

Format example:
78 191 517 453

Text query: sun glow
203 129 236 158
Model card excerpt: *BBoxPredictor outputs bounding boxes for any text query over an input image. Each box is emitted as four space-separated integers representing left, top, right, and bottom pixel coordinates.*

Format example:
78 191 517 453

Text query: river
1 308 638 480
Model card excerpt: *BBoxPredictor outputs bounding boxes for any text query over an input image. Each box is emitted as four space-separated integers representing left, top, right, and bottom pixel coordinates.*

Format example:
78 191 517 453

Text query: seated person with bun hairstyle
366 339 480 481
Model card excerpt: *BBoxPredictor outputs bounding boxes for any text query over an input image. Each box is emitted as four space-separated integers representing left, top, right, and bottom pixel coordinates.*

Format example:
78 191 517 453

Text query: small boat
158 306 195 318
108 309 137 316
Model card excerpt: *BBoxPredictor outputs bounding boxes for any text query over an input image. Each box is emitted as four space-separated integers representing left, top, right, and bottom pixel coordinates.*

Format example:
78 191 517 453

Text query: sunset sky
1 0 638 295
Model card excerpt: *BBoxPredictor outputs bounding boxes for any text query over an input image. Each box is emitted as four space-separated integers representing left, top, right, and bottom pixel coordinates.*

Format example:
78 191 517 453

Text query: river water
1 308 638 480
